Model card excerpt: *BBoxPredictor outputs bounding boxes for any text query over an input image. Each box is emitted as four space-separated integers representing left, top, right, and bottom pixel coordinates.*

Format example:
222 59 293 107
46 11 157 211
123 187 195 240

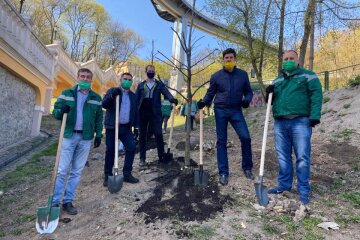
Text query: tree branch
190 49 218 68
192 80 210 96
157 74 187 100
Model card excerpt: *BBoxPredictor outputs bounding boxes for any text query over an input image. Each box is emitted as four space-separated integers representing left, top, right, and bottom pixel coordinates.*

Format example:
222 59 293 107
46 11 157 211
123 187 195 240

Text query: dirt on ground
0 86 360 240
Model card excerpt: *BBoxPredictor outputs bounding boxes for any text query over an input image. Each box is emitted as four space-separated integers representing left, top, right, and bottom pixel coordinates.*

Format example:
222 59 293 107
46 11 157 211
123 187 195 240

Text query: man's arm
242 72 253 104
203 74 217 105
102 88 118 109
160 82 174 101
308 74 323 121
52 91 69 120
95 97 104 138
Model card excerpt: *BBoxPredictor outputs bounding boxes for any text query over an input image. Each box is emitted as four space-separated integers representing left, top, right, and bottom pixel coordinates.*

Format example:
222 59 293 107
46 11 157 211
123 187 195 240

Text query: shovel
254 92 273 207
108 95 124 193
162 105 176 163
194 109 209 186
36 113 67 234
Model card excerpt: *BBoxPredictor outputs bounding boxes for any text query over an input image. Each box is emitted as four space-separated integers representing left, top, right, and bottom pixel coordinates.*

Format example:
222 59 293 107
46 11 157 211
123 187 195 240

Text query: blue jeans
104 125 136 177
214 107 253 176
274 117 312 197
53 133 91 205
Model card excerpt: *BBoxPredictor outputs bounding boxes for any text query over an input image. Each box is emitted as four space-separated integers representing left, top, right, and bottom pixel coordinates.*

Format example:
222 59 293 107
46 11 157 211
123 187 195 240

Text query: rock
293 204 307 223
317 222 340 230
0 190 3 196
253 203 266 211
273 205 283 211
92 153 102 160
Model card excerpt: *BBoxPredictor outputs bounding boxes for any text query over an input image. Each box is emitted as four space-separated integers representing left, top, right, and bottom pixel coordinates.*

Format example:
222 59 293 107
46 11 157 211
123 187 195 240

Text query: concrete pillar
31 105 44 136
43 86 53 115
170 17 188 94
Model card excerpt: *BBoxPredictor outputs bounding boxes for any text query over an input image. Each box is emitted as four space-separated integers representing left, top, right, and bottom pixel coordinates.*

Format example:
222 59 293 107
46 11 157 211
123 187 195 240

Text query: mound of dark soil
136 160 233 223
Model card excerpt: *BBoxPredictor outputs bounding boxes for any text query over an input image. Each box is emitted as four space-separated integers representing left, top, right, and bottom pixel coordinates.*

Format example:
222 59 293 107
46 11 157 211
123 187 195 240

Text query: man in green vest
52 68 103 215
266 50 323 205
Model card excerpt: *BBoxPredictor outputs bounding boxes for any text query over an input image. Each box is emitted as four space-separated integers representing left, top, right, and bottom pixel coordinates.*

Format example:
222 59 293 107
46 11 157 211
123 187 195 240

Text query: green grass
323 96 330 103
0 229 5 237
302 217 324 240
342 192 360 207
0 143 57 191
189 224 216 240
343 103 351 109
277 215 297 233
263 223 280 235
334 128 354 141
335 212 360 225
15 214 36 224
10 229 22 236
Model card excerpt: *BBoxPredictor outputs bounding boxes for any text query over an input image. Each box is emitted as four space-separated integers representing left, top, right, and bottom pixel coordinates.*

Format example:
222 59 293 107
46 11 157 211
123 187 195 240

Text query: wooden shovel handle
199 109 204 165
50 113 67 195
259 92 272 177
114 95 119 169
168 105 176 149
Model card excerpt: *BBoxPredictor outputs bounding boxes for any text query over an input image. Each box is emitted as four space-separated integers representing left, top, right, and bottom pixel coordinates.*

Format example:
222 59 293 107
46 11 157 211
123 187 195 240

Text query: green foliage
348 75 360 87
0 229 5 237
15 214 36 224
323 96 330 103
342 192 360 207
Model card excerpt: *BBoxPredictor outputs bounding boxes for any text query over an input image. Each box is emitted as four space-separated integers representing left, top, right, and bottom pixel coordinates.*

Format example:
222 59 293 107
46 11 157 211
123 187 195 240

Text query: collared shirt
74 86 89 130
119 88 130 124
146 78 155 89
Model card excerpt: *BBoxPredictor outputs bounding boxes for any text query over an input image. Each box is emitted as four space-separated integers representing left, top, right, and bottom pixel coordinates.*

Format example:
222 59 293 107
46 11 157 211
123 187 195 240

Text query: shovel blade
108 173 123 194
36 206 60 234
194 168 209 186
162 149 173 164
254 182 269 207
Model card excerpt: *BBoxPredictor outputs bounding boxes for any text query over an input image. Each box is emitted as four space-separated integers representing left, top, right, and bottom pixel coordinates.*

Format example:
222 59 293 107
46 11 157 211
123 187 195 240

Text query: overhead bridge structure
151 0 276 91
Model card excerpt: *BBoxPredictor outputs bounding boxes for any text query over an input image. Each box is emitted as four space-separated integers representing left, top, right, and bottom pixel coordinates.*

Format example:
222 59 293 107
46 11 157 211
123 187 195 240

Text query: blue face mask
147 72 155 79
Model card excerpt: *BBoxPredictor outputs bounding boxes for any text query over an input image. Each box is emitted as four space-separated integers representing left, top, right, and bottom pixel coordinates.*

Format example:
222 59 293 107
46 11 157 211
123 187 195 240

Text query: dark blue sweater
203 67 253 108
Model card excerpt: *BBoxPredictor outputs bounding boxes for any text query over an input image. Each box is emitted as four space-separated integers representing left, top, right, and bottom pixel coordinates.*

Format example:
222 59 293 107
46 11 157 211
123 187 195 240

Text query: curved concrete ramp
151 0 276 52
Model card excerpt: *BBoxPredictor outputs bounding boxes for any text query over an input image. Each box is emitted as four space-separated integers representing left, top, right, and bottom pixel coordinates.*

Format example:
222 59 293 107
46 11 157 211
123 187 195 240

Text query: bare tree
156 0 218 167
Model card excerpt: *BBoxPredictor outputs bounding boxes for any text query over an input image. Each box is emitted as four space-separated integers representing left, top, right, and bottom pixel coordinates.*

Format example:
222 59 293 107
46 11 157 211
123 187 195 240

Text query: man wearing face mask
197 48 254 186
265 50 323 205
52 68 103 215
135 64 178 166
102 73 140 186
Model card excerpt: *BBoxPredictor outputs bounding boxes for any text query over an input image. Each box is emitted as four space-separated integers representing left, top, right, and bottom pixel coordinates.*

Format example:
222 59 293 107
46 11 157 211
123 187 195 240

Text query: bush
348 75 360 87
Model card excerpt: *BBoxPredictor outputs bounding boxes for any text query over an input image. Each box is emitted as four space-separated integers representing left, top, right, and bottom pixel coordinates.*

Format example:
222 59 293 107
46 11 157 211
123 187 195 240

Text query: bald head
283 50 299 65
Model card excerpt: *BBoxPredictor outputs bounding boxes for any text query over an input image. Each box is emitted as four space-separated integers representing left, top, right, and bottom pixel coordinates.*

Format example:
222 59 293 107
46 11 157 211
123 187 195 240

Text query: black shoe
244 170 255 180
139 159 146 167
103 175 109 187
124 174 139 184
219 175 228 185
62 202 78 215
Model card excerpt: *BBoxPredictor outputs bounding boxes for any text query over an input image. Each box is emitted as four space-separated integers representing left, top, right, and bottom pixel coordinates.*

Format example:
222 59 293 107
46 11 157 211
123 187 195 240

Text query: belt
73 130 83 133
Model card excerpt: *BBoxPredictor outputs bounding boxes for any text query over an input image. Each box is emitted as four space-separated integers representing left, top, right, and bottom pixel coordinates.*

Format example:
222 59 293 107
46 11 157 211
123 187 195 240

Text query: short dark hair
121 72 133 79
77 68 93 78
222 48 236 58
145 64 155 72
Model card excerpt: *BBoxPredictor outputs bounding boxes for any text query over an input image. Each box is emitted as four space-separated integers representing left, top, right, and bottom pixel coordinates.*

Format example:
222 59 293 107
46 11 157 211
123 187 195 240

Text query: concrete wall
0 66 36 149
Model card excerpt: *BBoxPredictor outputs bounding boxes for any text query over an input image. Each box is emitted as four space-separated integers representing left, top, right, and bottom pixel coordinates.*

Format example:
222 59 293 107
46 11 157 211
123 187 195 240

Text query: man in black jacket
102 72 139 186
198 48 254 185
135 64 178 166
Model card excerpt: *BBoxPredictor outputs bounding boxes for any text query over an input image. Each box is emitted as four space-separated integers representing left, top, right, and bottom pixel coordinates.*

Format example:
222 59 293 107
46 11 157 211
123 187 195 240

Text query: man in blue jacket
102 72 139 186
135 64 178 166
198 48 254 185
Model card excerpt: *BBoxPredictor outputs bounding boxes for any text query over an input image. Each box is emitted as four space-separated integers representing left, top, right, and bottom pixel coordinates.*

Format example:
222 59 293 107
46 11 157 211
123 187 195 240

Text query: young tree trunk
277 0 286 75
299 0 316 68
308 12 315 70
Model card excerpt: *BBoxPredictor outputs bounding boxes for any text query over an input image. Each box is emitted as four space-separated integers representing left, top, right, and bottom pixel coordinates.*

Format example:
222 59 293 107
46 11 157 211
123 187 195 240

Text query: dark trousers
139 110 164 161
104 124 136 177
214 107 253 176
162 115 170 131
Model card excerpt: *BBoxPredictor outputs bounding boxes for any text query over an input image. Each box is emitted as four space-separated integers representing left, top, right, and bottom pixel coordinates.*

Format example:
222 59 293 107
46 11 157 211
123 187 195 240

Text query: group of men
52 47 322 216
52 64 177 215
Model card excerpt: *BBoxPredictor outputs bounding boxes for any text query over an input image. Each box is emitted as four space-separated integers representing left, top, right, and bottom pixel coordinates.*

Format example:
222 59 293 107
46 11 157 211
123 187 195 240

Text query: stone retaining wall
0 66 36 149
